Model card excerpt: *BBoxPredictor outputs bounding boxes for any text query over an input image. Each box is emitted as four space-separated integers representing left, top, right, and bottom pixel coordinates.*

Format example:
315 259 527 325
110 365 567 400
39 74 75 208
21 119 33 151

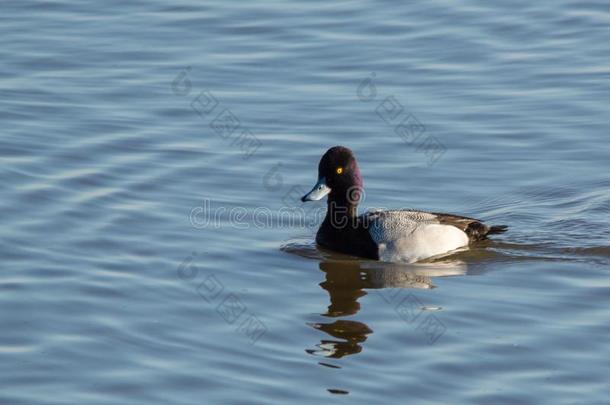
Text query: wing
363 209 506 244
431 212 507 241
363 209 440 245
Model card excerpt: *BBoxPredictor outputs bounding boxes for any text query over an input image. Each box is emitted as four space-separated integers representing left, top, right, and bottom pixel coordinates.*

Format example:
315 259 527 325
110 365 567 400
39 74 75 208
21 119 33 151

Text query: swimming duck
301 146 507 263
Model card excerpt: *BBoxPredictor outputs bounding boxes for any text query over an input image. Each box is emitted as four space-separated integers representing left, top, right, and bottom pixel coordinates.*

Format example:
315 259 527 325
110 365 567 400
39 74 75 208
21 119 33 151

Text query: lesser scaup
301 146 507 263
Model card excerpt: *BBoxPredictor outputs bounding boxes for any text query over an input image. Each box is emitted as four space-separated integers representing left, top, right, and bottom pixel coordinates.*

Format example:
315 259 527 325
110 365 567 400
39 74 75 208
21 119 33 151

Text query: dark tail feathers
488 225 508 235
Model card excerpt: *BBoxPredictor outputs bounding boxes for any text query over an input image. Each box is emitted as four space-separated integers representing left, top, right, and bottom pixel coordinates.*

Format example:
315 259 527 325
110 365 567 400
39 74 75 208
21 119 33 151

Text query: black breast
316 216 379 260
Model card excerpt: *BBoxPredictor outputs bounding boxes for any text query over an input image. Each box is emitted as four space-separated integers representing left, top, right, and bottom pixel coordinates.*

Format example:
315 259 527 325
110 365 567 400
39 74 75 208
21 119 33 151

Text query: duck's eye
336 167 343 175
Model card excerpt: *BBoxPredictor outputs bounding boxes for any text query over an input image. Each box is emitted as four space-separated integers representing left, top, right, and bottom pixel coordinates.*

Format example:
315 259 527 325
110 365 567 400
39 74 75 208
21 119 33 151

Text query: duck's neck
323 194 358 229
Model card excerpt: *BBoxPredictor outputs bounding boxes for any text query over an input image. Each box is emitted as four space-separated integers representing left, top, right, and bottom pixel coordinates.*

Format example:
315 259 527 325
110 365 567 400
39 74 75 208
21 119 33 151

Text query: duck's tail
433 212 508 241
487 225 508 235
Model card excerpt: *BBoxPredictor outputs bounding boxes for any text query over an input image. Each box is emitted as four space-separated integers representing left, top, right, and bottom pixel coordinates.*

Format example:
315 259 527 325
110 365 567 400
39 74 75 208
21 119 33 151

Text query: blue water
2 1 610 403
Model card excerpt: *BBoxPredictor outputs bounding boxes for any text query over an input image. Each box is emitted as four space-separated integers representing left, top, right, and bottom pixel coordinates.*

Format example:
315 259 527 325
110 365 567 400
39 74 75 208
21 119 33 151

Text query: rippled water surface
2 1 610 403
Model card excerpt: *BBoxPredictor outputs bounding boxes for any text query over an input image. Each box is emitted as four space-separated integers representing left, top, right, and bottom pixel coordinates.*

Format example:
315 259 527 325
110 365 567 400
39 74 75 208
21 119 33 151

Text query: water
2 1 609 403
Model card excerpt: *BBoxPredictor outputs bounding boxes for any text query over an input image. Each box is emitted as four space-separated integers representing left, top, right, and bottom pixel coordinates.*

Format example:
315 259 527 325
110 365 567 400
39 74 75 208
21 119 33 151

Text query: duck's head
301 146 363 204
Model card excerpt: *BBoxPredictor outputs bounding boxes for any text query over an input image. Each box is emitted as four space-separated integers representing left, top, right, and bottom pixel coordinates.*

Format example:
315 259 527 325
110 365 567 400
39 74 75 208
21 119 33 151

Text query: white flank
377 224 469 263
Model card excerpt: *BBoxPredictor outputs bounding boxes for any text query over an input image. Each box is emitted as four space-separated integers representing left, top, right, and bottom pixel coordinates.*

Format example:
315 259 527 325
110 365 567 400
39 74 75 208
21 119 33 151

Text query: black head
301 146 363 204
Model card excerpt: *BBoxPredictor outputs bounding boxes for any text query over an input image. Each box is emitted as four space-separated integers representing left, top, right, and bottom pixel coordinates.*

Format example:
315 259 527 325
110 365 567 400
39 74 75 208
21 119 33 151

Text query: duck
301 146 507 263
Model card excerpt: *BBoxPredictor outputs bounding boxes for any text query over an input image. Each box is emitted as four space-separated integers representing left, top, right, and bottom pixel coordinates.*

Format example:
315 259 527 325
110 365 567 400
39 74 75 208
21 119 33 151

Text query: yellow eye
336 167 343 174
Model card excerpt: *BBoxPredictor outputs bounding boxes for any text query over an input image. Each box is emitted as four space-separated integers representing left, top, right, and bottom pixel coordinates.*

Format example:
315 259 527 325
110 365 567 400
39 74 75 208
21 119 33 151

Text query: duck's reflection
307 257 467 359
306 320 372 358
319 258 467 316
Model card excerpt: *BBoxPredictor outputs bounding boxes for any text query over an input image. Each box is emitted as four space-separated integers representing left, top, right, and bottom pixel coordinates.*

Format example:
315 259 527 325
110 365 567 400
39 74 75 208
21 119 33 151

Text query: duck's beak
301 177 331 202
